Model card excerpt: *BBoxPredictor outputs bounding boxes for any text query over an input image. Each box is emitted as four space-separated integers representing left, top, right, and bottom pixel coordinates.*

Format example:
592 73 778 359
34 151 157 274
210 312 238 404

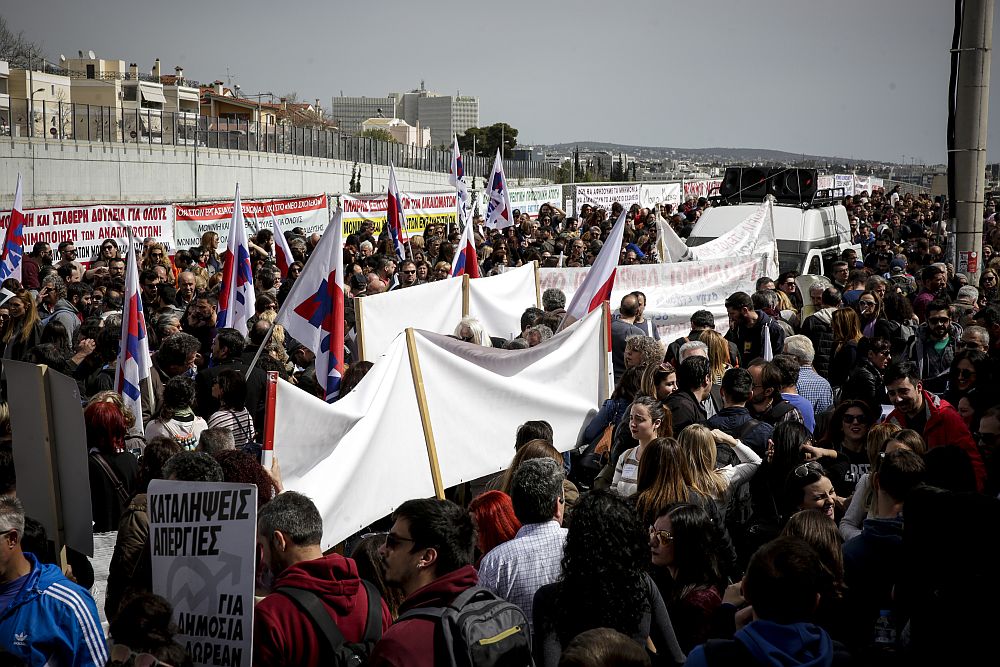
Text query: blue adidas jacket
0 553 108 667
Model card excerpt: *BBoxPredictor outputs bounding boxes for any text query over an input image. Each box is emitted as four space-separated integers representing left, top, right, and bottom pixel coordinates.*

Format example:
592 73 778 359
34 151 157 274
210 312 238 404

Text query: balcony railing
0 98 557 181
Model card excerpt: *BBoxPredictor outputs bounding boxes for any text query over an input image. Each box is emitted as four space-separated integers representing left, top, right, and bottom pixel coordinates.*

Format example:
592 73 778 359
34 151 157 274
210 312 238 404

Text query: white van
686 201 855 276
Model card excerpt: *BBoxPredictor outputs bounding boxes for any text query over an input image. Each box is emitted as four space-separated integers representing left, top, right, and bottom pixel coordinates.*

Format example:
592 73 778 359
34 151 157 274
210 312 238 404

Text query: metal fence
0 98 558 181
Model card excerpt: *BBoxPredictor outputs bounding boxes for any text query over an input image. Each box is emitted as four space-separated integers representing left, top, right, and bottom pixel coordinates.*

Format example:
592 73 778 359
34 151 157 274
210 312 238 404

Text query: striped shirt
208 409 256 447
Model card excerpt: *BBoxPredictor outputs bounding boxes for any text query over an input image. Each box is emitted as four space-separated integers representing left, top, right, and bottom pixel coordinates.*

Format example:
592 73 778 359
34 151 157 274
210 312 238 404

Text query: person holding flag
116 237 153 436
387 164 409 262
485 150 514 230
276 208 346 403
271 211 295 278
560 209 628 330
218 184 256 335
0 174 26 282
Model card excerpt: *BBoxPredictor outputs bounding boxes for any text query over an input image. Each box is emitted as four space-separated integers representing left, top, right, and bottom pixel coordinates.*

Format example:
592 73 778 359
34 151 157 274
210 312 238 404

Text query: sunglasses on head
793 462 825 478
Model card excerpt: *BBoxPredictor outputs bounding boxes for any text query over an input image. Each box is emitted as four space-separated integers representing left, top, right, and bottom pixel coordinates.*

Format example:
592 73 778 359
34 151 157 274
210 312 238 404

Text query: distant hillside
538 142 872 165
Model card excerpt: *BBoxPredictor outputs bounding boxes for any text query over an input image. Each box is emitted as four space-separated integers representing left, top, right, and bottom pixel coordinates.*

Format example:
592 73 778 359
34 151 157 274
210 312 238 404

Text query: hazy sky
11 0 1000 164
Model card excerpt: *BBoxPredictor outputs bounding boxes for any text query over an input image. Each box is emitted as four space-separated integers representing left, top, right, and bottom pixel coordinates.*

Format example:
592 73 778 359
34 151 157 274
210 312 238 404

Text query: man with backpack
254 492 392 666
372 498 532 667
706 368 774 458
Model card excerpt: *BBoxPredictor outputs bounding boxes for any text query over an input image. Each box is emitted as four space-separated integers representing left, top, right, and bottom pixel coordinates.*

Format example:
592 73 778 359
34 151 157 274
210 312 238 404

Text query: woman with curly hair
649 503 726 653
213 449 278 506
624 335 662 372
532 491 686 667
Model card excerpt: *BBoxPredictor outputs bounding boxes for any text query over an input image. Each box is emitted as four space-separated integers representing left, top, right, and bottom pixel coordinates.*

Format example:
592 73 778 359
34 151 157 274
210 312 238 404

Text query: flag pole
533 260 542 308
462 274 470 317
354 296 367 361
405 328 444 499
243 321 276 378
262 371 278 470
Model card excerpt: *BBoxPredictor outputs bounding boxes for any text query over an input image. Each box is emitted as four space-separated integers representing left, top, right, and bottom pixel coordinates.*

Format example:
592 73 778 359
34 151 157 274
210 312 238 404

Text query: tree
458 122 518 158
0 17 46 69
359 128 396 143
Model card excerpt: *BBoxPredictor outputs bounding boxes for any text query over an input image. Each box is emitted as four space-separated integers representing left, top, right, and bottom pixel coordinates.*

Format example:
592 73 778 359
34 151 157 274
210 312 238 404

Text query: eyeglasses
400 269 416 275
928 317 950 325
658 362 675 373
871 348 891 357
859 300 877 307
842 413 868 424
109 644 175 667
384 532 416 549
793 462 825 478
959 340 984 349
648 526 674 546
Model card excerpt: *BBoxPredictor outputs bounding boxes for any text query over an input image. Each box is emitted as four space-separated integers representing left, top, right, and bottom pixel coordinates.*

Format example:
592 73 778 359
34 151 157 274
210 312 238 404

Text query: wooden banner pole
405 328 445 499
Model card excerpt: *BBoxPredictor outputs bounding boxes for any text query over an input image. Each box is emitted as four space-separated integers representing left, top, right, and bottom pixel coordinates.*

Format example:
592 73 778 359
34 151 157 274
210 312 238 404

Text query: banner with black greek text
149 480 257 667
174 195 328 249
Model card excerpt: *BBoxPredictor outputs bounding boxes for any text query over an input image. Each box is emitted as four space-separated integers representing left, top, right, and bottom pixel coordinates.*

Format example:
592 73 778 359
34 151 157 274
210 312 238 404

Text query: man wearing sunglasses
903 299 959 395
884 361 985 492
0 496 107 665
255 492 391 665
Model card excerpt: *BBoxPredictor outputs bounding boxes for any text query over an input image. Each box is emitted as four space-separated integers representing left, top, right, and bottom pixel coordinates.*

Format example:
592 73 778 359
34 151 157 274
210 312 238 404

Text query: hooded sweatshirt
370 564 479 667
685 619 840 667
253 553 392 666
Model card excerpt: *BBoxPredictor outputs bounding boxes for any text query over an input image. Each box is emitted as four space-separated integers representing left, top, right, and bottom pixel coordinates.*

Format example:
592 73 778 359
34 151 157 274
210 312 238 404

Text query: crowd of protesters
0 184 997 665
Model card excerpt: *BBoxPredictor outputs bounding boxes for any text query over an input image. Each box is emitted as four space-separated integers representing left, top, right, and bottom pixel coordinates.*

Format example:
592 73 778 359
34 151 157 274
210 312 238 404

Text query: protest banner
540 253 769 338
276 307 607 549
817 175 835 191
574 184 640 211
0 202 174 262
682 179 723 199
341 192 457 238
834 174 855 196
639 183 682 208
149 480 257 667
506 185 563 218
467 263 540 340
854 175 872 194
174 195 328 249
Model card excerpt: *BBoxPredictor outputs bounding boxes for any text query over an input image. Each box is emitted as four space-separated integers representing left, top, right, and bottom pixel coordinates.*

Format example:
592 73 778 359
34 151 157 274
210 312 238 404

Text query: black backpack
278 580 382 666
395 586 533 667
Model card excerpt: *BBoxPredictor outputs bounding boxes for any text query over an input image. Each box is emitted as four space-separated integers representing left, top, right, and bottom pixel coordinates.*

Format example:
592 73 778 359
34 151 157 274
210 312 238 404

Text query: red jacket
886 390 986 492
369 564 479 667
253 553 392 666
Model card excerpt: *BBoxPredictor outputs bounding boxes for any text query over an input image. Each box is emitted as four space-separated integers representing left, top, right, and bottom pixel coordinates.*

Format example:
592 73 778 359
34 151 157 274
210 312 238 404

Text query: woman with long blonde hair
830 307 864 387
2 289 43 362
698 329 734 384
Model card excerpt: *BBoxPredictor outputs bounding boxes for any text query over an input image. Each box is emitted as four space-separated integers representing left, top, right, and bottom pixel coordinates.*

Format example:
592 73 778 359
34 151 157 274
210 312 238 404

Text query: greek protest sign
834 174 855 196
149 480 257 667
0 203 174 262
640 183 682 208
682 179 723 199
506 185 563 218
574 184 640 211
174 195 328 249
341 191 457 237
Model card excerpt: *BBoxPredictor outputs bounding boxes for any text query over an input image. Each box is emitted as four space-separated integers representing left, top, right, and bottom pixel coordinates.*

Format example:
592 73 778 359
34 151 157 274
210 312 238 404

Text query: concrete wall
0 137 454 207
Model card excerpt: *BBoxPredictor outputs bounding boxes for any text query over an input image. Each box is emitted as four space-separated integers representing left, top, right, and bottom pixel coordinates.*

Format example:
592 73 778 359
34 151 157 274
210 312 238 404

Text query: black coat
841 358 888 414
665 390 708 433
195 358 268 433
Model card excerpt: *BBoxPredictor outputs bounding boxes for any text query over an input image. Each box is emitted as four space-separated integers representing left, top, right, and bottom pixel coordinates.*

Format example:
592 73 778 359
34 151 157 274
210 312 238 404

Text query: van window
808 254 822 275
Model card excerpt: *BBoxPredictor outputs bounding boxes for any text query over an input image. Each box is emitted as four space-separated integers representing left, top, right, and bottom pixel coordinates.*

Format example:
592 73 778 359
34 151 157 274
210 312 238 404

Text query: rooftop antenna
78 50 83 58
59 54 66 63
88 50 96 60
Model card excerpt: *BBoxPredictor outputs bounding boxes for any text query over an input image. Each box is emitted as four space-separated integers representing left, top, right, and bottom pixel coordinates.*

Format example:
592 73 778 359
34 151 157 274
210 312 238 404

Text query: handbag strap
89 452 131 506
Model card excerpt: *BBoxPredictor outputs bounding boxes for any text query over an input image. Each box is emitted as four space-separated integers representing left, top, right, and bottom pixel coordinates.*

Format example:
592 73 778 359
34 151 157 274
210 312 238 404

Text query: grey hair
809 279 833 294
0 496 25 536
752 289 780 311
42 274 68 299
626 335 664 366
541 288 566 311
510 457 564 524
257 491 323 546
359 240 373 251
865 276 888 291
197 427 236 455
782 335 816 365
958 285 980 303
526 324 553 341
678 339 709 361
965 325 990 344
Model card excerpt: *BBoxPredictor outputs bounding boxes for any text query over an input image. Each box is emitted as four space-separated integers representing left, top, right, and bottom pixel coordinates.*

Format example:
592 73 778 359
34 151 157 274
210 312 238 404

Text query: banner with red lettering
682 179 723 199
0 203 174 262
341 192 457 238
174 195 328 250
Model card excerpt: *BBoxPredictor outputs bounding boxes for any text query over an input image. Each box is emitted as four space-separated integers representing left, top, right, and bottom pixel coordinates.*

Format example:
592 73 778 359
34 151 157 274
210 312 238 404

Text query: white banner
357 276 465 360
574 184 640 210
467 263 539 340
0 203 174 261
506 185 563 218
834 174 855 196
854 176 872 194
276 308 607 549
817 175 835 191
149 480 257 667
540 254 769 338
639 183 682 208
174 195 328 250
341 192 457 238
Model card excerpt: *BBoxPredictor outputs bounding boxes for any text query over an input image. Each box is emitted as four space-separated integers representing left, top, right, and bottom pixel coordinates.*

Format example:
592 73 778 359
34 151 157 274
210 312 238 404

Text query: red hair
84 401 127 455
469 491 521 557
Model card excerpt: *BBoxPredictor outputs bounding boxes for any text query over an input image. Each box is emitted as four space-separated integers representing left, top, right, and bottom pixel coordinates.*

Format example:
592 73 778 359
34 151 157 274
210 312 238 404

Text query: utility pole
952 0 993 283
